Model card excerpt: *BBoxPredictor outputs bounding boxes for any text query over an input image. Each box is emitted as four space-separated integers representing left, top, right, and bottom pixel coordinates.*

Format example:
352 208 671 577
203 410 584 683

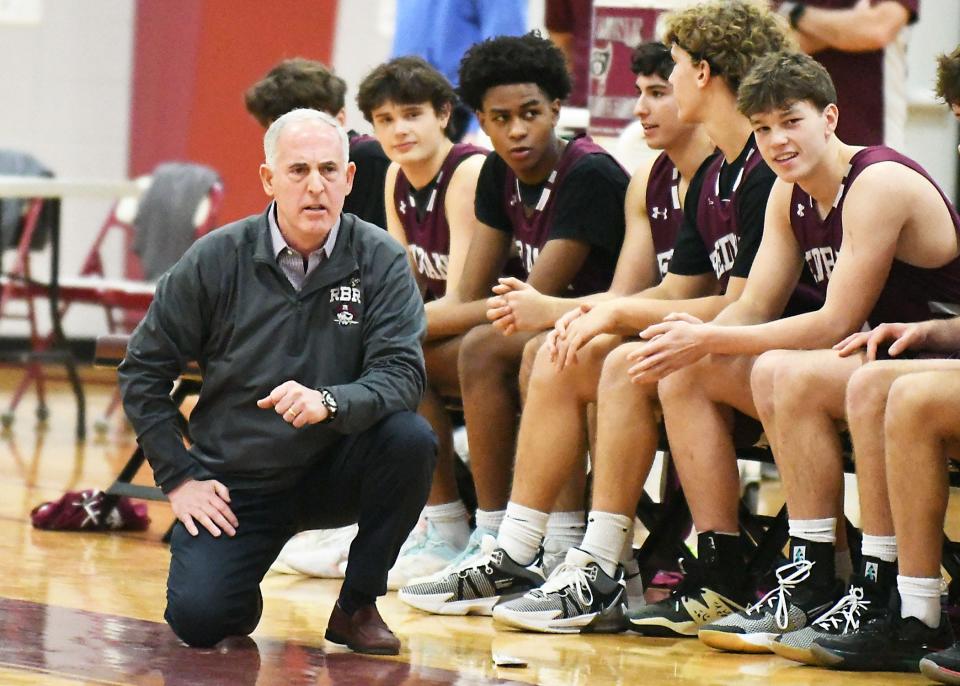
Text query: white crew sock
422 501 471 550
581 511 633 577
835 548 853 583
544 510 586 552
474 509 505 536
497 502 549 566
788 517 837 544
861 533 898 563
898 575 943 628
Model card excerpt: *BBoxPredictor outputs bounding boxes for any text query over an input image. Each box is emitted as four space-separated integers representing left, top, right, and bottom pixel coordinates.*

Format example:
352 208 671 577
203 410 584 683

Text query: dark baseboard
0 337 97 363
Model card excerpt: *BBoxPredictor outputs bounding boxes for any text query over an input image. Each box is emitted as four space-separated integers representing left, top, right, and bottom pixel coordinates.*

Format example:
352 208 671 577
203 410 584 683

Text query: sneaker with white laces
387 520 462 590
698 559 841 653
493 547 627 634
771 585 882 664
397 535 545 616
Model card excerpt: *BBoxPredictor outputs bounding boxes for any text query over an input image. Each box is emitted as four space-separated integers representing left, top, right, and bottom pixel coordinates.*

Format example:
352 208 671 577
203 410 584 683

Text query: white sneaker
278 525 358 578
387 520 462 590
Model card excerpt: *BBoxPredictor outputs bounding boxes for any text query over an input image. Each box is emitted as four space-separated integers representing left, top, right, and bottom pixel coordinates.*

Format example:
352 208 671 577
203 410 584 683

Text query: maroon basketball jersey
789 146 960 327
394 143 487 299
502 136 622 296
695 142 766 293
645 152 686 279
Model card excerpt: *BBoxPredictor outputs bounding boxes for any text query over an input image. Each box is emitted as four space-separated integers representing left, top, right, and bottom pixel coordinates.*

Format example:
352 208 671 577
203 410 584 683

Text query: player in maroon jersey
395 31 632 614
624 50 960 665
463 41 716 627
792 46 960 678
476 0 796 637
356 56 488 586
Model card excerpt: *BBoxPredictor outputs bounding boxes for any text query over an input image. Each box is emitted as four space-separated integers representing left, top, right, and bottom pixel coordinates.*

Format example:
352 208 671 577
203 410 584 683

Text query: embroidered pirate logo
334 303 359 326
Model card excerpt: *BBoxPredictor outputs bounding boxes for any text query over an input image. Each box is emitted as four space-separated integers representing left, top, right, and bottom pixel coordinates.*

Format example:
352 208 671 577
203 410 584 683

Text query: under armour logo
651 207 668 220
399 200 407 214
864 561 878 582
792 546 807 563
796 203 805 218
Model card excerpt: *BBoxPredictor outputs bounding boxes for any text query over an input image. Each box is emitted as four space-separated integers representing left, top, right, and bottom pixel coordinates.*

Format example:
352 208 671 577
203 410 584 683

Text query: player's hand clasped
629 312 707 382
168 478 238 538
549 302 617 370
486 277 550 335
257 380 329 428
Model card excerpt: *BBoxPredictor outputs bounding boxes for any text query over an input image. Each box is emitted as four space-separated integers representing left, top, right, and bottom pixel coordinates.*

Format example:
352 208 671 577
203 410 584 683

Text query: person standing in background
391 0 527 141
776 0 918 147
545 0 595 108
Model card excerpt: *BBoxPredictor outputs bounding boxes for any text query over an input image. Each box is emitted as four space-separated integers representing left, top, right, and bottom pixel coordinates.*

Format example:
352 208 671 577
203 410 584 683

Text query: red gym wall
129 0 340 223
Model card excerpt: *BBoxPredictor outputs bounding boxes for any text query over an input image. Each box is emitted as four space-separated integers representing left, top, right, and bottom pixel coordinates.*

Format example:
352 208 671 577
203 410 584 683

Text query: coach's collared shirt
268 201 340 290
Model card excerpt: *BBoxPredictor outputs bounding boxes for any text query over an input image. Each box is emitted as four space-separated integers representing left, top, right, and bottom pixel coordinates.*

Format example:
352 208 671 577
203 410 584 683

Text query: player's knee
751 351 786 420
773 359 829 410
884 376 937 435
597 344 635 393
845 363 891 422
519 335 546 397
459 325 503 386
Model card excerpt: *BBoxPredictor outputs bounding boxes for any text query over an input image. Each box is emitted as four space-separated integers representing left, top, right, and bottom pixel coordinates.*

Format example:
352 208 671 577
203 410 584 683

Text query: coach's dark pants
164 411 436 648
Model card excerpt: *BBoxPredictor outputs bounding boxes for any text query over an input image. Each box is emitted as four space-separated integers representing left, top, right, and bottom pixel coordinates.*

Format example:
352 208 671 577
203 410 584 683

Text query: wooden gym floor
0 366 934 684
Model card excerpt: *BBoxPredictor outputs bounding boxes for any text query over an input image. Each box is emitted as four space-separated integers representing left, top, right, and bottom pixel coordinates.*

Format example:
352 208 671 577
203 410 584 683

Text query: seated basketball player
618 51 960 657
119 109 435 655
355 56 487 586
396 41 717 621
245 58 391 229
399 3 793 624
395 31 630 609
761 46 960 676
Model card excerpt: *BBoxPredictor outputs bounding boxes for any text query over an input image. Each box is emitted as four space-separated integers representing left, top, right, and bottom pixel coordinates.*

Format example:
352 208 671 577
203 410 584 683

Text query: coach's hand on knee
168 478 238 537
257 381 329 427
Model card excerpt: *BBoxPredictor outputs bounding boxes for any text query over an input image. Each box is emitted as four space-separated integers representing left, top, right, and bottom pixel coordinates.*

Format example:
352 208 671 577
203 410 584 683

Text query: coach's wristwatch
318 388 338 423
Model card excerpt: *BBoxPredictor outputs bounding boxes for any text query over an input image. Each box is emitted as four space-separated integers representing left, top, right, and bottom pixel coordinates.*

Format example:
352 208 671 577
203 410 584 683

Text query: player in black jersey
245 58 390 229
397 32 629 614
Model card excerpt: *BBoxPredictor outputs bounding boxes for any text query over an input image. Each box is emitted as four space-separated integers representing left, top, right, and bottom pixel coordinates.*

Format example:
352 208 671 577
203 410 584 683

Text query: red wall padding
130 0 340 223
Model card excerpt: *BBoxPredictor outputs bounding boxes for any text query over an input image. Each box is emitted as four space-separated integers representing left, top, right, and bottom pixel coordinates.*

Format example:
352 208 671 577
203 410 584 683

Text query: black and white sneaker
493 547 627 634
772 560 895 665
698 559 841 653
921 643 960 685
811 594 955 672
397 534 545 616
625 557 748 638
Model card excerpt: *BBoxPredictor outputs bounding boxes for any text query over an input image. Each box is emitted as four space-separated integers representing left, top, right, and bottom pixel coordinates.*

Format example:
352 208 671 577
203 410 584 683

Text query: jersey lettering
657 249 674 278
804 246 837 284
515 239 540 273
409 244 449 281
710 233 739 279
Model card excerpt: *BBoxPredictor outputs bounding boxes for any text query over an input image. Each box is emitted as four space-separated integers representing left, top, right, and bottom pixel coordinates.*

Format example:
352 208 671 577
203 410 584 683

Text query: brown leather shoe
325 603 400 655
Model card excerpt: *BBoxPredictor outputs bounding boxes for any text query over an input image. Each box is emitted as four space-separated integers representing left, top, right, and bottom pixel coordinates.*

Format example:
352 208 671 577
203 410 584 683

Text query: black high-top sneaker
772 555 896 664
698 538 842 653
626 531 751 637
811 591 955 672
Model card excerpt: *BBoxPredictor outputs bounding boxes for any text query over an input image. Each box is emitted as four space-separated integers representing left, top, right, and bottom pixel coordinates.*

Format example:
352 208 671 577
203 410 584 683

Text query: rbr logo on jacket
330 277 362 326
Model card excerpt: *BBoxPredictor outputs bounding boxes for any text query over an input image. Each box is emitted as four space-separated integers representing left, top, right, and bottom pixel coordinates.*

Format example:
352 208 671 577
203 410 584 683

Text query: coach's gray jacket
119 208 426 494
